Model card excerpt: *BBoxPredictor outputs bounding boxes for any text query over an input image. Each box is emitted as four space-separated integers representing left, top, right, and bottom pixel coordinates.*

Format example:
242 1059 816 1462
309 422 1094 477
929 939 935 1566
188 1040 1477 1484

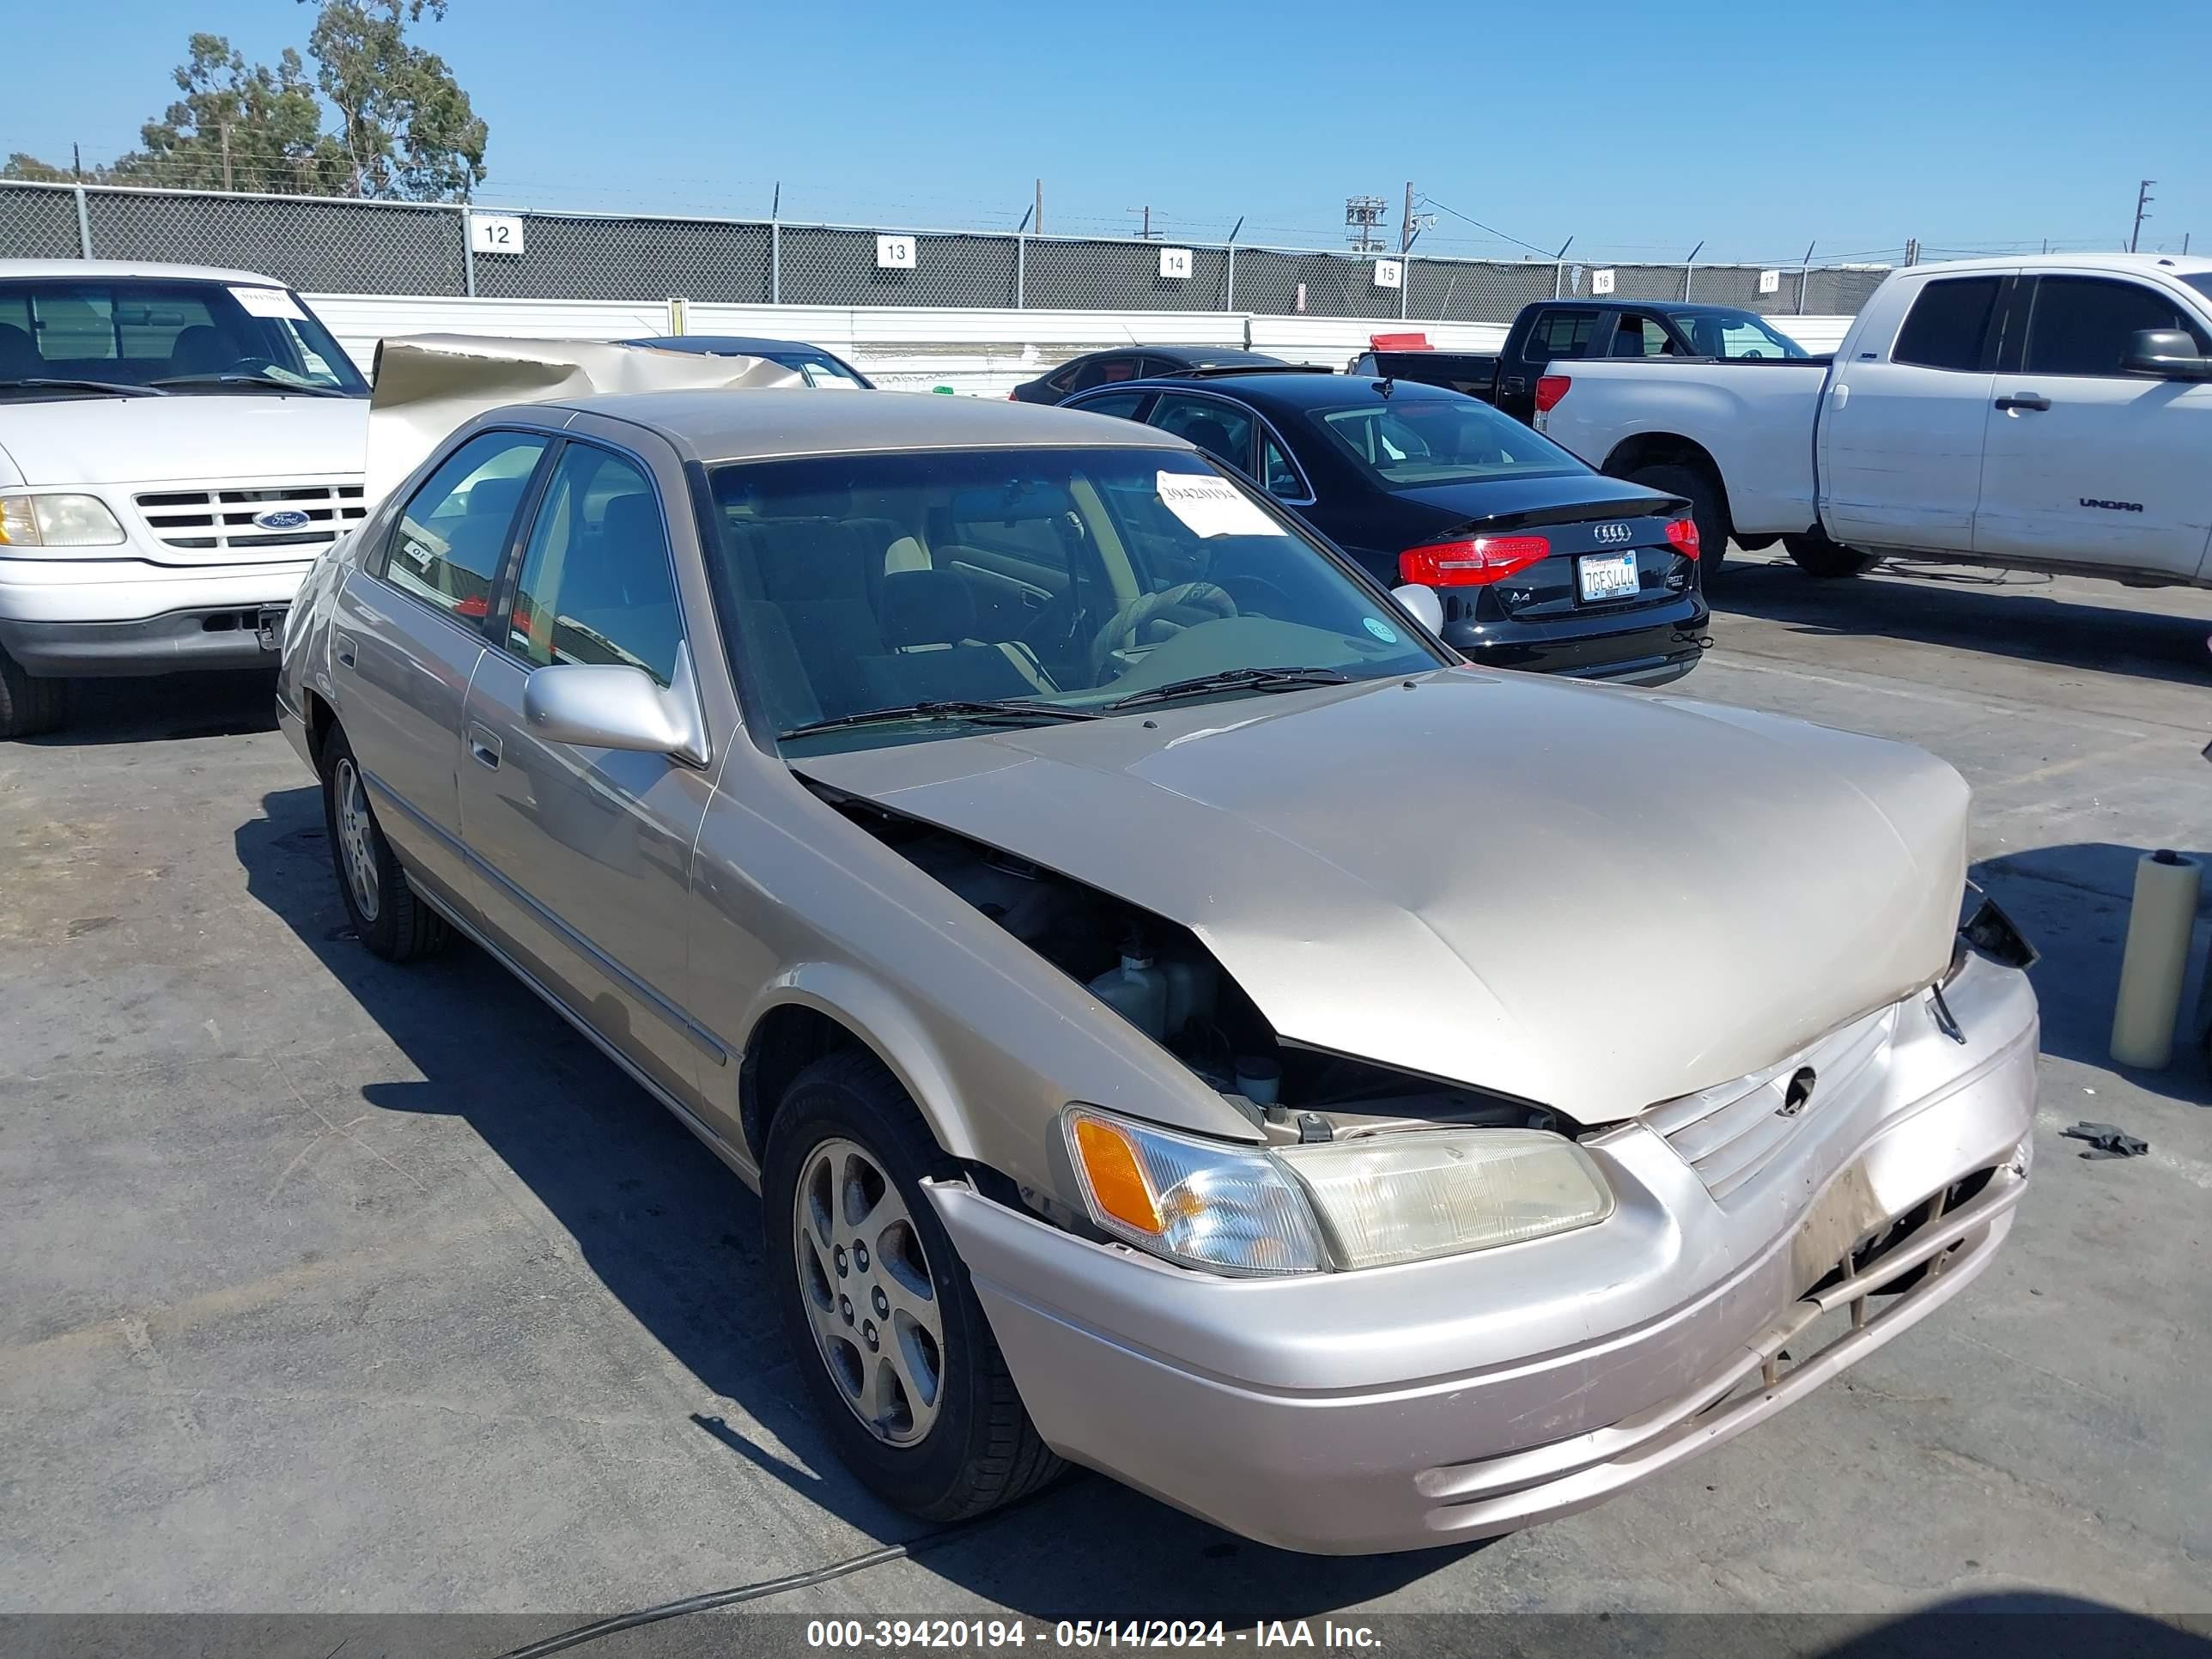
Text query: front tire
1624 462 1729 582
320 726 450 962
1784 532 1878 579
0 644 68 740
766 1049 1061 1522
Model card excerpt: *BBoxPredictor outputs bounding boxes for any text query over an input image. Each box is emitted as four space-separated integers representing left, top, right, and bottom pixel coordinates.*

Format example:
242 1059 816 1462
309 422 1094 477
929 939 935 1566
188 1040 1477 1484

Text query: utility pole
1400 181 1414 254
1344 194 1388 253
71 143 82 182
1034 179 1042 238
1126 206 1158 240
221 123 233 192
2130 179 2154 252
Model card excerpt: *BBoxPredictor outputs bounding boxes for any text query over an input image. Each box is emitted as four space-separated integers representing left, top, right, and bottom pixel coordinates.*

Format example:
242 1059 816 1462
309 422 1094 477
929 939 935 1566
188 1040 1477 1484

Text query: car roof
523 387 1197 462
1880 252 2212 280
624 335 844 356
0 257 293 286
1054 344 1282 368
1079 369 1462 412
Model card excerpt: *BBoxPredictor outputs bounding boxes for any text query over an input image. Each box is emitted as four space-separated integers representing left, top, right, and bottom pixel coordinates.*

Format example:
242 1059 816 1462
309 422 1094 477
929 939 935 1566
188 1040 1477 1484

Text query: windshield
771 352 870 389
1673 308 1808 360
1310 391 1585 489
0 277 368 398
702 447 1443 751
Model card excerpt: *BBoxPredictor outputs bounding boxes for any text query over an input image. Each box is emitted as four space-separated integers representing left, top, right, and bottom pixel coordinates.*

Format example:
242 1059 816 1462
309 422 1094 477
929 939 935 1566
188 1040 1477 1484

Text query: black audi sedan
1064 371 1708 685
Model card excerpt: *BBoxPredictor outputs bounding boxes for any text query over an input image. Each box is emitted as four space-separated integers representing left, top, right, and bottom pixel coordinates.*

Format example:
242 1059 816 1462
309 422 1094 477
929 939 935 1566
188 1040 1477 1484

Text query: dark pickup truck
1348 300 1811 426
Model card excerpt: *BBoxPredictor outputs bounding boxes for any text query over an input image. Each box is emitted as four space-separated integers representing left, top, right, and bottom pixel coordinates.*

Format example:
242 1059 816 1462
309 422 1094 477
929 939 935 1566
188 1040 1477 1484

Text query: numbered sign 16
1590 268 1616 295
876 234 916 270
1372 258 1403 289
1759 269 1782 295
1158 246 1193 280
469 213 525 256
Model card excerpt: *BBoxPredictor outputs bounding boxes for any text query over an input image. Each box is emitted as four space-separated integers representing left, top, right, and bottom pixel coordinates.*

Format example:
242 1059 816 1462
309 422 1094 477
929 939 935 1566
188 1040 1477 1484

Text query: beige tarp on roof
366 335 803 502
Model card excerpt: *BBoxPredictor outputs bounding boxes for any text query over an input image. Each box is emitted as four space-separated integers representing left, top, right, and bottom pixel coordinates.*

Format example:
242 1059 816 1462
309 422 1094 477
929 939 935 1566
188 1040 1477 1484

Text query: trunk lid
1397 474 1692 621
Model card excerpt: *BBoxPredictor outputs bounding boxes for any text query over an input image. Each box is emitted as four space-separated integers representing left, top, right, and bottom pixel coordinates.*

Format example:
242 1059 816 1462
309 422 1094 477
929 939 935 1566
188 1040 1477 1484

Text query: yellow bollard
2110 850 2203 1070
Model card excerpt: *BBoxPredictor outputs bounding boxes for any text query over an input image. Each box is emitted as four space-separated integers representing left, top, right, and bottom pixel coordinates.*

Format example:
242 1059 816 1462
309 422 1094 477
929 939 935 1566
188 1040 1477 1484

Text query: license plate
1577 550 1639 602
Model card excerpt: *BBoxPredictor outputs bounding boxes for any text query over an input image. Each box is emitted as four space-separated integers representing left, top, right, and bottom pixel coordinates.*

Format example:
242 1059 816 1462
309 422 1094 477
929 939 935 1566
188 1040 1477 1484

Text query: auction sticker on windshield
228 286 307 320
1158 471 1285 539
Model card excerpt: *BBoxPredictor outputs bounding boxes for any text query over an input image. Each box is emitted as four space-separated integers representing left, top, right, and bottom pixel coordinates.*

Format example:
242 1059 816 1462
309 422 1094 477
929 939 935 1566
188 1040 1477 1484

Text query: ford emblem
253 507 312 531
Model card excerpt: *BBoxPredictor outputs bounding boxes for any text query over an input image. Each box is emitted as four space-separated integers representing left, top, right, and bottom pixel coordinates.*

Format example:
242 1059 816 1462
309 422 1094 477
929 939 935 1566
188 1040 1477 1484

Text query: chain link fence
0 179 1891 322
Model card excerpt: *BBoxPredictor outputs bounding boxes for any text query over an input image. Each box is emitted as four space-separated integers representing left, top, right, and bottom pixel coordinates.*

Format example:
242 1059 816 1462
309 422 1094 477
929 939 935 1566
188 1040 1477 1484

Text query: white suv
0 259 370 737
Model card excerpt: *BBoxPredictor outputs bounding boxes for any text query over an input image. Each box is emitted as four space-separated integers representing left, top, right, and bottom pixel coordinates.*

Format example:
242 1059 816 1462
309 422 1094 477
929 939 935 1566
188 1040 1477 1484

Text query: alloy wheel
333 757 381 923
791 1136 945 1445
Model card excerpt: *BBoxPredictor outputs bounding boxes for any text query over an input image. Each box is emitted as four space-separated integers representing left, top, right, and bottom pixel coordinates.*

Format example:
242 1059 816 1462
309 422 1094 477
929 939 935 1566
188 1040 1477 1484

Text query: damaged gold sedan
278 388 2039 1553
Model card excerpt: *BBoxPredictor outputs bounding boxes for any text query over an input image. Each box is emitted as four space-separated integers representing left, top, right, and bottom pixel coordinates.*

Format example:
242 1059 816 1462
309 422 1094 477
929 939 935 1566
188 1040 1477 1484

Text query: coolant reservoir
1090 953 1168 1042
1162 957 1217 1037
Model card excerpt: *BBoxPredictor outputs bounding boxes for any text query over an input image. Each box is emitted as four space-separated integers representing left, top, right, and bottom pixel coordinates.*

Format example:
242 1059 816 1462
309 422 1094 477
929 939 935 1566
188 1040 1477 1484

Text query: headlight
1063 1108 1613 1276
0 493 128 549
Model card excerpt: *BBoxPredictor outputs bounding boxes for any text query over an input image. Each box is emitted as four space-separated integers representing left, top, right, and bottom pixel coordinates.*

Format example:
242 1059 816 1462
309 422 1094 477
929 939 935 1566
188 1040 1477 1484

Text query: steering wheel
1085 582 1237 680
1216 574 1297 617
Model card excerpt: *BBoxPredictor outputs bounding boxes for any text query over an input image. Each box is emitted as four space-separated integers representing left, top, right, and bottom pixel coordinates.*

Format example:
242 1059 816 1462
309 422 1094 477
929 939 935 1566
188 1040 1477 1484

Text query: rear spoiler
365 334 801 503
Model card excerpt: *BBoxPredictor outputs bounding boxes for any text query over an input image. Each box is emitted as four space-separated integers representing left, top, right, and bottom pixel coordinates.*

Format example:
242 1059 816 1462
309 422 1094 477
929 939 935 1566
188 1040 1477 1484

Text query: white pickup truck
1535 253 2212 585
0 259 373 738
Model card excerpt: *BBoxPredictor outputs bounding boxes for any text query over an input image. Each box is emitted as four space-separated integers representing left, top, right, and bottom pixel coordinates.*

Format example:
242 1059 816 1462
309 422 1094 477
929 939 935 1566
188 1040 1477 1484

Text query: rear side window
1150 393 1256 474
1070 354 1143 391
2022 276 2208 376
380 432 549 623
1892 277 2000 371
1525 309 1600 362
1073 391 1148 420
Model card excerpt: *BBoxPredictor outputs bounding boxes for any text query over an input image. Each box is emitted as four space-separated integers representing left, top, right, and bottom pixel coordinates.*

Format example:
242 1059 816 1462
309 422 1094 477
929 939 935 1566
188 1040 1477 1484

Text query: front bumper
930 954 2038 1554
0 557 310 677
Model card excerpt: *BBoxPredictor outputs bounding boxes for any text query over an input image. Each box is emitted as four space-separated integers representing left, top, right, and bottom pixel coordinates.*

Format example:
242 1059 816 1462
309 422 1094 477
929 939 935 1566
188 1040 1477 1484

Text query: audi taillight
1664 516 1701 560
1534 374 1571 414
1400 535 1552 587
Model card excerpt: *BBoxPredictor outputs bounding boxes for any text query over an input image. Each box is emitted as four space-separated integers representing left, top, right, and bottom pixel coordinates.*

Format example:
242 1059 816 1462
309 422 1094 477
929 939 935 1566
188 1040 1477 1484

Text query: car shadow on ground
27 669 279 746
1711 557 2212 688
1805 1592 2212 1659
235 783 1461 1621
1972 842 2212 1108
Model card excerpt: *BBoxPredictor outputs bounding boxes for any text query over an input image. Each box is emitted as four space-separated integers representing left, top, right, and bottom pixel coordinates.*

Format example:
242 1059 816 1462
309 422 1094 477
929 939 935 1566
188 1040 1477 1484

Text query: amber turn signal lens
1071 1116 1164 1235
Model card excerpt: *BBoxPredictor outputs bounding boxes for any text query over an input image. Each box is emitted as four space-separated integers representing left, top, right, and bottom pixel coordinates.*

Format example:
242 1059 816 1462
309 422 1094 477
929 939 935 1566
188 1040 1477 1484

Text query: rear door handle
467 723 501 769
1993 392 2051 412
334 630 357 668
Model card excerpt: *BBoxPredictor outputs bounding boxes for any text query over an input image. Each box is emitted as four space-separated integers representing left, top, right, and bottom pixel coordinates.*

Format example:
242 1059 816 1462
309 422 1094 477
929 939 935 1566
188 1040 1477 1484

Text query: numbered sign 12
876 234 916 270
1158 246 1193 280
469 213 525 256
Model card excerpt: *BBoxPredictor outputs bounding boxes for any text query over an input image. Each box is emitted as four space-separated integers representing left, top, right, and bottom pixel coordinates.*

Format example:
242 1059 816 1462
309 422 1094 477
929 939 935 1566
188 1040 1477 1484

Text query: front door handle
467 723 501 769
1994 392 2051 412
334 631 357 668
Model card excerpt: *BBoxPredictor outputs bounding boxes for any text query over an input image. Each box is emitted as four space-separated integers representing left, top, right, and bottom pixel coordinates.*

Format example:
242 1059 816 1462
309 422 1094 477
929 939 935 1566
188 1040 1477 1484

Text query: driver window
1609 315 1677 357
507 446 683 686
380 431 549 623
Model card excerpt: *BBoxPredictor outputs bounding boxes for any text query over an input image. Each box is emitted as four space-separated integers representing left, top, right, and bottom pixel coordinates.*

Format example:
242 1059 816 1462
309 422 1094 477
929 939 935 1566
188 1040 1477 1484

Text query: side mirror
521 646 708 764
2123 328 2212 381
1390 582 1445 635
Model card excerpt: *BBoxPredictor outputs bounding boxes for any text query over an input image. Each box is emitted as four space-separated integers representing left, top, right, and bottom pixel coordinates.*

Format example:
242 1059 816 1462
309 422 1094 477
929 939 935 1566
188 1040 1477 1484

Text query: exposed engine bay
811 781 1567 1143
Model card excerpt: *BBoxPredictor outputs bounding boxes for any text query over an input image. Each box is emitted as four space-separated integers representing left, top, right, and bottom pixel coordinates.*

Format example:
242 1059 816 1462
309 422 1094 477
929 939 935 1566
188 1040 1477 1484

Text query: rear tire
0 645 68 740
1784 532 1878 579
766 1048 1062 1522
320 725 450 962
1624 463 1729 582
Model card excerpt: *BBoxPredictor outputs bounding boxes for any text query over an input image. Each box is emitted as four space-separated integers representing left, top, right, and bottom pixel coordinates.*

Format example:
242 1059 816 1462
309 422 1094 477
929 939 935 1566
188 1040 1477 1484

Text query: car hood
795 670 1970 1123
1393 471 1680 530
0 392 367 485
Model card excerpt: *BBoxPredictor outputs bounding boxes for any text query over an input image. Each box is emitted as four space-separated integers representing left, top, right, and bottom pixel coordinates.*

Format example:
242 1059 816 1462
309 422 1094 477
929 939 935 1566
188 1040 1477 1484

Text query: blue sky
10 0 2204 263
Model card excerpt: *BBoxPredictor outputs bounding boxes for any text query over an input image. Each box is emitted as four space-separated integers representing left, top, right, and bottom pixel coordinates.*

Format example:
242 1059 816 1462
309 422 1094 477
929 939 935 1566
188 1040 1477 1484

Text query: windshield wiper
780 698 1103 739
149 372 348 397
1103 665 1352 711
0 377 167 398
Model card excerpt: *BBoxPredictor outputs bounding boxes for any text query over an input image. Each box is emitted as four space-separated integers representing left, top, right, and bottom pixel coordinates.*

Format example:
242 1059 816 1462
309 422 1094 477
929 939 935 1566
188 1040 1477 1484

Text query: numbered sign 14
1158 246 1193 280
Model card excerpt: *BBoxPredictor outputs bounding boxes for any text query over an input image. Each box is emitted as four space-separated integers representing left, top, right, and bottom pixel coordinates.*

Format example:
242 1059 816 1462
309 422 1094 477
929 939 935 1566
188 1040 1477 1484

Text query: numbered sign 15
469 213 525 256
876 235 916 270
1372 258 1403 289
1158 246 1193 280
